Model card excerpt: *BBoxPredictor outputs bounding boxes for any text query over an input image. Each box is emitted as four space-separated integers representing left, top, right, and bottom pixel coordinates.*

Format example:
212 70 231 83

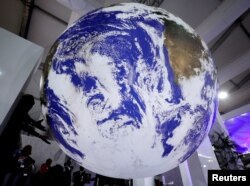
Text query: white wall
0 28 44 134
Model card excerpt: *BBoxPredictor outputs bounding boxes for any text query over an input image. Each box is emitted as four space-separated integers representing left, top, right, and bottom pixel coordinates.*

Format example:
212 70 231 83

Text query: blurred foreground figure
16 94 50 144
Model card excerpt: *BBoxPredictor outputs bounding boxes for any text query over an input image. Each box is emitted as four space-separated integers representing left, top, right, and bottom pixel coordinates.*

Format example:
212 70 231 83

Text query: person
38 158 52 175
2 147 23 186
32 158 52 186
18 94 51 144
63 160 73 186
12 145 35 186
0 94 50 149
72 167 85 186
45 164 64 186
93 174 113 186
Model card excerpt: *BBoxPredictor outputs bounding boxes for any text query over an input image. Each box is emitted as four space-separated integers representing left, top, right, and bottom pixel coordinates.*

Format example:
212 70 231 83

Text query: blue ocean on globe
42 3 217 178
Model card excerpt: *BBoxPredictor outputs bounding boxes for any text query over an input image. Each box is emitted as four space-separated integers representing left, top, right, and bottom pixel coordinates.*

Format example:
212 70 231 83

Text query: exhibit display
225 112 250 154
41 3 217 178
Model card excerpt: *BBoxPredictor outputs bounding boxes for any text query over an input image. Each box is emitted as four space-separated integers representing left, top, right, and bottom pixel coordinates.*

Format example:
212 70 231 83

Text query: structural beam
218 50 250 85
56 0 101 11
57 0 101 26
222 103 250 121
179 161 193 186
195 0 250 44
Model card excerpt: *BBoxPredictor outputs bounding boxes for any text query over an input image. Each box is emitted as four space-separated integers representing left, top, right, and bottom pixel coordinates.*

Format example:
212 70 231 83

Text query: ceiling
0 0 249 129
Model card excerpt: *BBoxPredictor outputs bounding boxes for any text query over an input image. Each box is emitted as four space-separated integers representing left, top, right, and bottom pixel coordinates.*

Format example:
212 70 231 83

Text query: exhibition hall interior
0 0 250 185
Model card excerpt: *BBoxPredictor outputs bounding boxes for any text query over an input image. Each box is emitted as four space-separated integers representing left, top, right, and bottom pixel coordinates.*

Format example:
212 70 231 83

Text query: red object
38 163 49 174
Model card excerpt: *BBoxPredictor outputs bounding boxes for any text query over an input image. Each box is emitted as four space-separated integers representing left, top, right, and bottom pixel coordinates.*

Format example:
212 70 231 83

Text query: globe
41 3 217 178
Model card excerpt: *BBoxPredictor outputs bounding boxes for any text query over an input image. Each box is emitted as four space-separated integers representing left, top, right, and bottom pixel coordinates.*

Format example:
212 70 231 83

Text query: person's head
64 159 71 167
20 94 35 112
79 166 84 171
21 145 32 156
46 158 52 166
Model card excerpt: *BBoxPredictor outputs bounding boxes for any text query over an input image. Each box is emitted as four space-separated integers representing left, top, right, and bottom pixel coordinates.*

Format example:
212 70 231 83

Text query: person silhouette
38 158 52 175
33 158 53 186
63 160 73 186
72 166 85 186
17 94 50 144
45 164 64 186
14 145 35 186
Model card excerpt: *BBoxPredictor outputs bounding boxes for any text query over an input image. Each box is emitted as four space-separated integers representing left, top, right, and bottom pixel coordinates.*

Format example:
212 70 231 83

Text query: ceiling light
241 113 248 116
218 91 228 99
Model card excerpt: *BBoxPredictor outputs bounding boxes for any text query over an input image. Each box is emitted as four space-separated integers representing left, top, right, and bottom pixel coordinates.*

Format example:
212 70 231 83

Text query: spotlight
218 91 228 99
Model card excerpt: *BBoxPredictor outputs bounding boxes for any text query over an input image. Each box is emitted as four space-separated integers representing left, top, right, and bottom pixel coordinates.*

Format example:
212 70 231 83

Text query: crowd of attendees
0 144 132 186
1 145 70 186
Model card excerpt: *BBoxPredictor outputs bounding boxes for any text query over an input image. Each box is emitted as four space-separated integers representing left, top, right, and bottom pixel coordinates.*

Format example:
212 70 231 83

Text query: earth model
42 3 217 178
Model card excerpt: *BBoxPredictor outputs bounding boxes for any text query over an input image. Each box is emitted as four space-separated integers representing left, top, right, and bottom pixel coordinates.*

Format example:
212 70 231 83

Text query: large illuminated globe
42 3 217 178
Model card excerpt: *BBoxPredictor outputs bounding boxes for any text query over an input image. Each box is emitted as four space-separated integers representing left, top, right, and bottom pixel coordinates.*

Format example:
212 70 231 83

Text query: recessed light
241 113 248 116
218 91 228 99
